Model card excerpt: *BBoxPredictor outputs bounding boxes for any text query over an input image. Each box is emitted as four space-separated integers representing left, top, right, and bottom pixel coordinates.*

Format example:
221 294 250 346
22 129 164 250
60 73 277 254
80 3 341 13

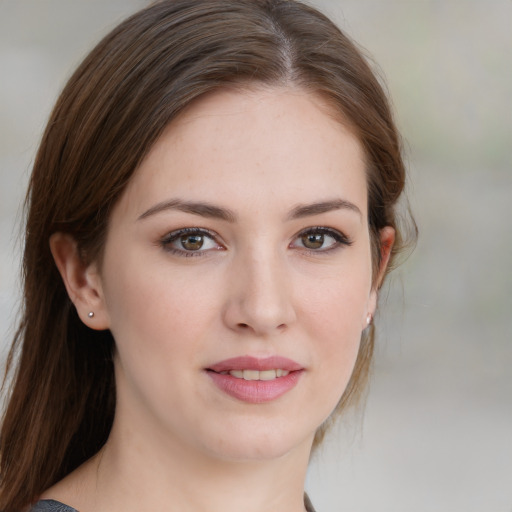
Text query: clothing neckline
34 494 316 512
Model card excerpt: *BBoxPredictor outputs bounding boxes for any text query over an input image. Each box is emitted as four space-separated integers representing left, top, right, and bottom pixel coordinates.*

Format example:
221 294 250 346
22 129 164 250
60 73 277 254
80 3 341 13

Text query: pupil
303 233 324 249
181 235 203 250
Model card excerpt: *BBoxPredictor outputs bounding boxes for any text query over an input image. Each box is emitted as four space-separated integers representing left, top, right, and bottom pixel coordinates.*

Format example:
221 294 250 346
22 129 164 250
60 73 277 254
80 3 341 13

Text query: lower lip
207 371 303 403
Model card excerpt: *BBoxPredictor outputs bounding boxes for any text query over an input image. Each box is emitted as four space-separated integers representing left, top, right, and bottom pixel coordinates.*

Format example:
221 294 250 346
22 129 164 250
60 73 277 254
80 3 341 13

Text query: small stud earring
366 313 372 325
88 311 94 318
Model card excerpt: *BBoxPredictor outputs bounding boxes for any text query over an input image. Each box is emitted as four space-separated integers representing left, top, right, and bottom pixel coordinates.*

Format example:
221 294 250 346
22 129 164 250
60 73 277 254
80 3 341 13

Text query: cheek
295 256 372 395
102 248 220 342
101 257 222 412
99 256 219 410
306 287 364 378
297 259 372 337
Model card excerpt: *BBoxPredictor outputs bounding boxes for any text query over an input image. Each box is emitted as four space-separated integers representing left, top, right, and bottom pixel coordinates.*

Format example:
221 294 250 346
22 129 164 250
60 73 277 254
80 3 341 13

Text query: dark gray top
30 495 316 511
29 500 77 512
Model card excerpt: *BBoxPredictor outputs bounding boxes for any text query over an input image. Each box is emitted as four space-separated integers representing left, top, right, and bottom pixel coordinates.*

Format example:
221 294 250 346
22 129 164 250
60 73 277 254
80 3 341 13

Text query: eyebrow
138 199 237 222
137 197 362 222
286 199 362 220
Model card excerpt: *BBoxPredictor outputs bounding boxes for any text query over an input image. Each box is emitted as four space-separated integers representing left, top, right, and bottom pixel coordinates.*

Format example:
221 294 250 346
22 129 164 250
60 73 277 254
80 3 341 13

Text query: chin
196 417 316 463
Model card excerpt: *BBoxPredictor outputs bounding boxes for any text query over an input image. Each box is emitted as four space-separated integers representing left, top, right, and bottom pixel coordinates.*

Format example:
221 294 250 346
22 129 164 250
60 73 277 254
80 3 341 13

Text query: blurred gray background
1 1 511 510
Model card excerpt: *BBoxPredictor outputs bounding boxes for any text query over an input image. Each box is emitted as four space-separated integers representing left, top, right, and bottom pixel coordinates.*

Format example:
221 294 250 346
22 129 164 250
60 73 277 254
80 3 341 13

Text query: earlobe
49 233 109 330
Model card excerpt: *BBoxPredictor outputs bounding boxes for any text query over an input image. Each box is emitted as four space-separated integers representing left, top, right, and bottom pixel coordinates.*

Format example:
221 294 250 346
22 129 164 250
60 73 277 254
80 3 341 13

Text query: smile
220 369 290 380
206 356 303 403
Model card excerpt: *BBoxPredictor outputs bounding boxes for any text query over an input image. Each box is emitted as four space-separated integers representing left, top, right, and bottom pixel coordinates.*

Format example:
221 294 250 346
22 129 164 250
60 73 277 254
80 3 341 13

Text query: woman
0 1 414 511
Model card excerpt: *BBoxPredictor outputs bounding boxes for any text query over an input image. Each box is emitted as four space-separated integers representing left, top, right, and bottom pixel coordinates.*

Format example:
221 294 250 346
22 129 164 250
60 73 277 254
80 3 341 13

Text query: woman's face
96 87 380 462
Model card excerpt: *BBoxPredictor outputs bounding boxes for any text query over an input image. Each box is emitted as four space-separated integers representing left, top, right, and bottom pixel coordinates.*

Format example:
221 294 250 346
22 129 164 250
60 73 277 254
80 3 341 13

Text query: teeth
227 369 290 380
242 370 260 381
259 370 276 381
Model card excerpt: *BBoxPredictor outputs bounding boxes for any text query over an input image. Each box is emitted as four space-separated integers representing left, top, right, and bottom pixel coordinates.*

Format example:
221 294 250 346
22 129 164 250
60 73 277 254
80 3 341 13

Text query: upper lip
207 356 303 373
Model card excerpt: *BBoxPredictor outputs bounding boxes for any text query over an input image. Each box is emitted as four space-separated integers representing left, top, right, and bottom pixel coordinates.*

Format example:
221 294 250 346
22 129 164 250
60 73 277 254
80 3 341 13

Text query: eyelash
160 228 222 257
159 226 353 257
293 226 353 254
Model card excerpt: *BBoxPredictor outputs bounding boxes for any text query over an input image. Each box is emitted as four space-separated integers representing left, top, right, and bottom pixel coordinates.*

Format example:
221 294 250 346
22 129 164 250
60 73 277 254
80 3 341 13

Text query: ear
365 226 395 328
49 232 110 330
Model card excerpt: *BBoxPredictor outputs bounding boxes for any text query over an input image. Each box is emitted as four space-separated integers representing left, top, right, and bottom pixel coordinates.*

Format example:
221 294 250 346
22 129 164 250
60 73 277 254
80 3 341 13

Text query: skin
48 86 394 512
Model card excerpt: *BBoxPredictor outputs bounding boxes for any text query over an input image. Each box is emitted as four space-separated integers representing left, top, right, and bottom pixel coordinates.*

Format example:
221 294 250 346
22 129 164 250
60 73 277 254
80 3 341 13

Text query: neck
76 415 312 512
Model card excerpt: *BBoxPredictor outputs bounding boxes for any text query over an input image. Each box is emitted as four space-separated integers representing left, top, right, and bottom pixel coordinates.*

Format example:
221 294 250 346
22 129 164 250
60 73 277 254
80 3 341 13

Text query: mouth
207 355 303 373
206 356 304 403
215 369 291 380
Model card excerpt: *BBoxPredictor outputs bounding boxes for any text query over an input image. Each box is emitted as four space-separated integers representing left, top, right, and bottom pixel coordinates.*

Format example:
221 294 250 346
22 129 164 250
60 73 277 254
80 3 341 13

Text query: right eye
160 228 223 256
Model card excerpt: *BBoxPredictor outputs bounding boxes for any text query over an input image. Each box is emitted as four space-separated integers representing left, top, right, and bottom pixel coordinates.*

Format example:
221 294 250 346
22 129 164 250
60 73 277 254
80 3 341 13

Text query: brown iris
181 234 204 251
301 233 324 249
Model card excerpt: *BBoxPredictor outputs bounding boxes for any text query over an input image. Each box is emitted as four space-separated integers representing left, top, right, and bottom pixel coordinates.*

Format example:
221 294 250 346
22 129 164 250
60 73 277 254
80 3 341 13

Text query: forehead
117 86 367 220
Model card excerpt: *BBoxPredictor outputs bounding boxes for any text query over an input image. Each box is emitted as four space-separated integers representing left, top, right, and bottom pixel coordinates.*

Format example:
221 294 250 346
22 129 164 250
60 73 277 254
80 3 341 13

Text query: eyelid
160 227 225 256
158 225 352 257
290 226 353 250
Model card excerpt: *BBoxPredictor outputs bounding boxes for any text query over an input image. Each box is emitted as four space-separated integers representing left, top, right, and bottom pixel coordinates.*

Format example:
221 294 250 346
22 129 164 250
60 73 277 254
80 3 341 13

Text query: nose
222 248 297 336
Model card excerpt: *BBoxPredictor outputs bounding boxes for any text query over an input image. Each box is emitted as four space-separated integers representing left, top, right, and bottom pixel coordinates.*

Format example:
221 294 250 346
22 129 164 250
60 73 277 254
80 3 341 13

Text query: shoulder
28 500 78 512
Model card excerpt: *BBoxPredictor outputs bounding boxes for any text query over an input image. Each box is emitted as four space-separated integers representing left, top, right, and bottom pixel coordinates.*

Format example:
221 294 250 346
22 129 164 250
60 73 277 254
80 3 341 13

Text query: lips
206 356 304 403
207 355 303 373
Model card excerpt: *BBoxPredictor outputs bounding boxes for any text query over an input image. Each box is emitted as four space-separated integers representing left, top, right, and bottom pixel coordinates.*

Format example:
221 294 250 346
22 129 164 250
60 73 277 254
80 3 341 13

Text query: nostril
237 323 250 329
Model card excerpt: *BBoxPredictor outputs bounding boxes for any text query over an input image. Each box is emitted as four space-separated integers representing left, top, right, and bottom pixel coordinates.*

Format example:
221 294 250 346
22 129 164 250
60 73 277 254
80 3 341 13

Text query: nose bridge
224 243 296 335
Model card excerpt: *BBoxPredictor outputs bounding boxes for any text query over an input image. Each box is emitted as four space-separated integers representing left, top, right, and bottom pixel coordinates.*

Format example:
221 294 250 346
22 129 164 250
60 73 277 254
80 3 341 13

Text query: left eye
291 227 351 251
161 228 221 254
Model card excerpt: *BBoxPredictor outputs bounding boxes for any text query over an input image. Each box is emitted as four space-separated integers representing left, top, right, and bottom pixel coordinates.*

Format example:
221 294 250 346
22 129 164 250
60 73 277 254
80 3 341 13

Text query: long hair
0 1 415 509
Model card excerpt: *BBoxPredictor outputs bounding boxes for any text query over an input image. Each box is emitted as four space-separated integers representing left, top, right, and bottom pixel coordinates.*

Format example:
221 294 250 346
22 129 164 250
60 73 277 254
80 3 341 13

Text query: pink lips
206 356 304 404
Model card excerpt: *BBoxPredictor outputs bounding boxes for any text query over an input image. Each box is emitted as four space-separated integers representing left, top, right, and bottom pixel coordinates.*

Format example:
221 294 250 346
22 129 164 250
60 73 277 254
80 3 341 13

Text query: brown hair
0 0 415 509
